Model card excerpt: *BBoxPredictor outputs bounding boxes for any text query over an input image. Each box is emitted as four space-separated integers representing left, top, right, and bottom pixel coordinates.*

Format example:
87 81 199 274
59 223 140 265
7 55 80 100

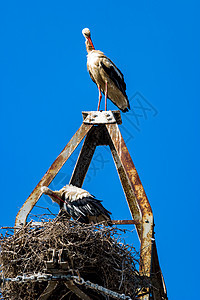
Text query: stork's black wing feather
100 58 127 98
64 196 111 224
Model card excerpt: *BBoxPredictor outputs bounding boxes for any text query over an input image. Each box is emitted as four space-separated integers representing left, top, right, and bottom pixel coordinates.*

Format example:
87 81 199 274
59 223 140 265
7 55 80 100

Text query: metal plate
82 110 122 124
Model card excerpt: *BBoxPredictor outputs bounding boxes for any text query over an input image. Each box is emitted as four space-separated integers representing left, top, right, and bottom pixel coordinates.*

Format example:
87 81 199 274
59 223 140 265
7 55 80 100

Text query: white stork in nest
41 185 112 225
82 28 130 112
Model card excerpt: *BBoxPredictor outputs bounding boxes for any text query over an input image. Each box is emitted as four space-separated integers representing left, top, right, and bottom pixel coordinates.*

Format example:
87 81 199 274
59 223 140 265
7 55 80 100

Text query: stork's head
41 186 63 205
41 186 51 195
82 28 91 38
82 28 95 51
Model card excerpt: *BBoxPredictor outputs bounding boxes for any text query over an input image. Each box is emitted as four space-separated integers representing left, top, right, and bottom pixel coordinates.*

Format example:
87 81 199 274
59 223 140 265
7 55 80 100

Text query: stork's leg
97 85 102 111
105 81 108 111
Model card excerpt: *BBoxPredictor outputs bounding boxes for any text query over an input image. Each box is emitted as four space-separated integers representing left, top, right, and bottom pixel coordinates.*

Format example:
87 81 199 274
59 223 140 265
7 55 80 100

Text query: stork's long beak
87 36 95 49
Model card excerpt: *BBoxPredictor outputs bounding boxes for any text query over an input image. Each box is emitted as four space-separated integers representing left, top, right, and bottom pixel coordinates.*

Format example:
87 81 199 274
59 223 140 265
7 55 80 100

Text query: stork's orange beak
48 192 67 204
87 36 95 49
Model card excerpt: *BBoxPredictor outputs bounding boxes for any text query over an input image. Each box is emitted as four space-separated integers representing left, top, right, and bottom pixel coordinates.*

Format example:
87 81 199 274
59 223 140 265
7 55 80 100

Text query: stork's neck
85 40 95 53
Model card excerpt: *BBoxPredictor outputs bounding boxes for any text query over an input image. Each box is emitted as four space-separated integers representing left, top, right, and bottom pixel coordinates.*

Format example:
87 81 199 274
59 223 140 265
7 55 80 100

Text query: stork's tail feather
122 106 130 113
121 101 130 112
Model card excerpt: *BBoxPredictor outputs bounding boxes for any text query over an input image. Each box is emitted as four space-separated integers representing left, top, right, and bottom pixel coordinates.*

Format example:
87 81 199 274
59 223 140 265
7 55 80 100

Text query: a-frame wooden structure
15 110 167 300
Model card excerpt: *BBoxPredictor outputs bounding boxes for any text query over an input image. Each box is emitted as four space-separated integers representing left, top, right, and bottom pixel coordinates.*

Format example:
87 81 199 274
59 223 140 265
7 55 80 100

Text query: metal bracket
45 249 70 272
82 110 122 124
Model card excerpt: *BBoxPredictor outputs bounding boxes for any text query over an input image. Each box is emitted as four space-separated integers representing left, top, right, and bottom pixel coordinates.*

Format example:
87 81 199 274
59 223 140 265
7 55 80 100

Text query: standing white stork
41 185 112 225
82 28 130 112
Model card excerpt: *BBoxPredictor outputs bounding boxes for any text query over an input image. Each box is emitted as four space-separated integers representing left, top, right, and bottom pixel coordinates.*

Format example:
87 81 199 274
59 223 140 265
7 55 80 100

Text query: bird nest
0 215 149 299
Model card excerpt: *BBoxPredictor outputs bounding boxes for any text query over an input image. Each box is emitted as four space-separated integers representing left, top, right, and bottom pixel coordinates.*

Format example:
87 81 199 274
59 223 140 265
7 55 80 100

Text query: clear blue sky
0 1 199 299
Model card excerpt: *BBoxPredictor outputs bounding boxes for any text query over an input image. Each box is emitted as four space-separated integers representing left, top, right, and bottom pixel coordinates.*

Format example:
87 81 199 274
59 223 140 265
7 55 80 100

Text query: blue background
0 1 199 299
